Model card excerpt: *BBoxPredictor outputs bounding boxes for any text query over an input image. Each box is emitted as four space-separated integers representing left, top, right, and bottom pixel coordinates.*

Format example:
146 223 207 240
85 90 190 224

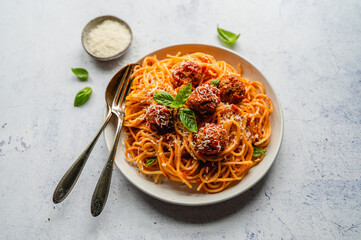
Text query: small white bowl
81 15 132 61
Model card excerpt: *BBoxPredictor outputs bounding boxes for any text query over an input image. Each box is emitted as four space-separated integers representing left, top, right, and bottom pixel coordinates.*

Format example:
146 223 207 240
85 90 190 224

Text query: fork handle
91 114 123 217
52 111 113 204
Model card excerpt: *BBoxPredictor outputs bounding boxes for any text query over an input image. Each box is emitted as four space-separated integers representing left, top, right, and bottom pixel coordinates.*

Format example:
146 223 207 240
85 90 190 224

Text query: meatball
193 123 229 155
219 75 245 104
187 84 220 115
146 104 173 133
172 61 202 87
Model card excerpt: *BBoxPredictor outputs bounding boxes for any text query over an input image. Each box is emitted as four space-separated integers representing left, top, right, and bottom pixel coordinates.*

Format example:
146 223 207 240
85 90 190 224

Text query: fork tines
112 64 136 109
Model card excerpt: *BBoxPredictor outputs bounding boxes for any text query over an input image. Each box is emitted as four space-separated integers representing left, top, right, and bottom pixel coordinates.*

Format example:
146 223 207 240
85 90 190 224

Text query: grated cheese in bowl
82 16 132 61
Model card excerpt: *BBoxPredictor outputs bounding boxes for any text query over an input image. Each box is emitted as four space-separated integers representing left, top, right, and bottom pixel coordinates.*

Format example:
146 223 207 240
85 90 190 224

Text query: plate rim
104 43 284 206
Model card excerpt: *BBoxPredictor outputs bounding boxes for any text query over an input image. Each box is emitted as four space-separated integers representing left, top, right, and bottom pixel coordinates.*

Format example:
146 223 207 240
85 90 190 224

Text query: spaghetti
123 52 273 193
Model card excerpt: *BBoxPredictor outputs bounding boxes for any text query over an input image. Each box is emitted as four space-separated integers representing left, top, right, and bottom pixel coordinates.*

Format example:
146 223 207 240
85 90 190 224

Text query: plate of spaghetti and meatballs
104 44 283 206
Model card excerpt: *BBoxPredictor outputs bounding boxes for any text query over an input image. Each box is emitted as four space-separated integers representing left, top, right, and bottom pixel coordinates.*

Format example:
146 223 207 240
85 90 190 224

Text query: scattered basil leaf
217 26 240 44
174 83 192 107
146 158 156 167
153 91 176 107
253 146 267 157
71 68 88 81
210 79 220 88
180 108 198 133
74 87 92 106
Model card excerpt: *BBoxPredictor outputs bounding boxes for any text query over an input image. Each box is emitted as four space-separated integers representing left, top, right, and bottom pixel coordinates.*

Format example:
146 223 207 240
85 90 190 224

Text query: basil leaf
180 108 198 133
253 146 267 158
153 91 176 107
217 26 240 44
146 158 156 167
74 87 92 106
210 79 220 88
71 68 88 81
175 83 192 107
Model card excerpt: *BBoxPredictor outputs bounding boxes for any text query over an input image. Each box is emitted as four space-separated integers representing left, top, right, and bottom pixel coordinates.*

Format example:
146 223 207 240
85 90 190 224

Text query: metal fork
90 64 135 217
53 64 136 204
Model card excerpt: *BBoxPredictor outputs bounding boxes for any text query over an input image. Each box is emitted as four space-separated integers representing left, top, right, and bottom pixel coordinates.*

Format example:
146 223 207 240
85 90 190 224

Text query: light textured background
0 0 360 239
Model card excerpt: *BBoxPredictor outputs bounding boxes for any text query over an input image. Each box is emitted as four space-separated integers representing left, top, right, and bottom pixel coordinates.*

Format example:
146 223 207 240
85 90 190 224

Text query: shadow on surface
218 41 237 50
136 172 270 224
90 58 122 72
89 50 131 72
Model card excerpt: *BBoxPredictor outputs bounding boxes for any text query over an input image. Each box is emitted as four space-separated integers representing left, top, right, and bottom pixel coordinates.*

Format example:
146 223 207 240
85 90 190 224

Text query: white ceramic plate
104 44 283 206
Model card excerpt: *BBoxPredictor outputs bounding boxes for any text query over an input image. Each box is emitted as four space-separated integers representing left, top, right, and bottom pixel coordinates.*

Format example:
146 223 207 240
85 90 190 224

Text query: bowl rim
81 15 133 61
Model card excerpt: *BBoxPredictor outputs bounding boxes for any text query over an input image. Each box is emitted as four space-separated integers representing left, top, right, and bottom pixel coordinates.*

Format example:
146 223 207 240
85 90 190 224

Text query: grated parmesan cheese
86 20 131 58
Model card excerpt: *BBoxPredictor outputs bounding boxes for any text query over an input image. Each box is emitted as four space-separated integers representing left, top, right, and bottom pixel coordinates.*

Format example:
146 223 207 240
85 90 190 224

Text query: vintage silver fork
90 64 136 217
53 64 137 204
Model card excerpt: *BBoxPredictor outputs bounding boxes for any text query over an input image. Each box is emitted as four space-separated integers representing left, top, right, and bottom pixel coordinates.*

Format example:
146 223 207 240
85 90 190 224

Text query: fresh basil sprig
146 158 156 167
153 91 177 107
153 83 192 109
217 25 240 44
153 83 197 132
74 87 92 106
210 79 220 88
175 83 192 107
253 146 267 157
71 68 88 81
180 108 198 132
